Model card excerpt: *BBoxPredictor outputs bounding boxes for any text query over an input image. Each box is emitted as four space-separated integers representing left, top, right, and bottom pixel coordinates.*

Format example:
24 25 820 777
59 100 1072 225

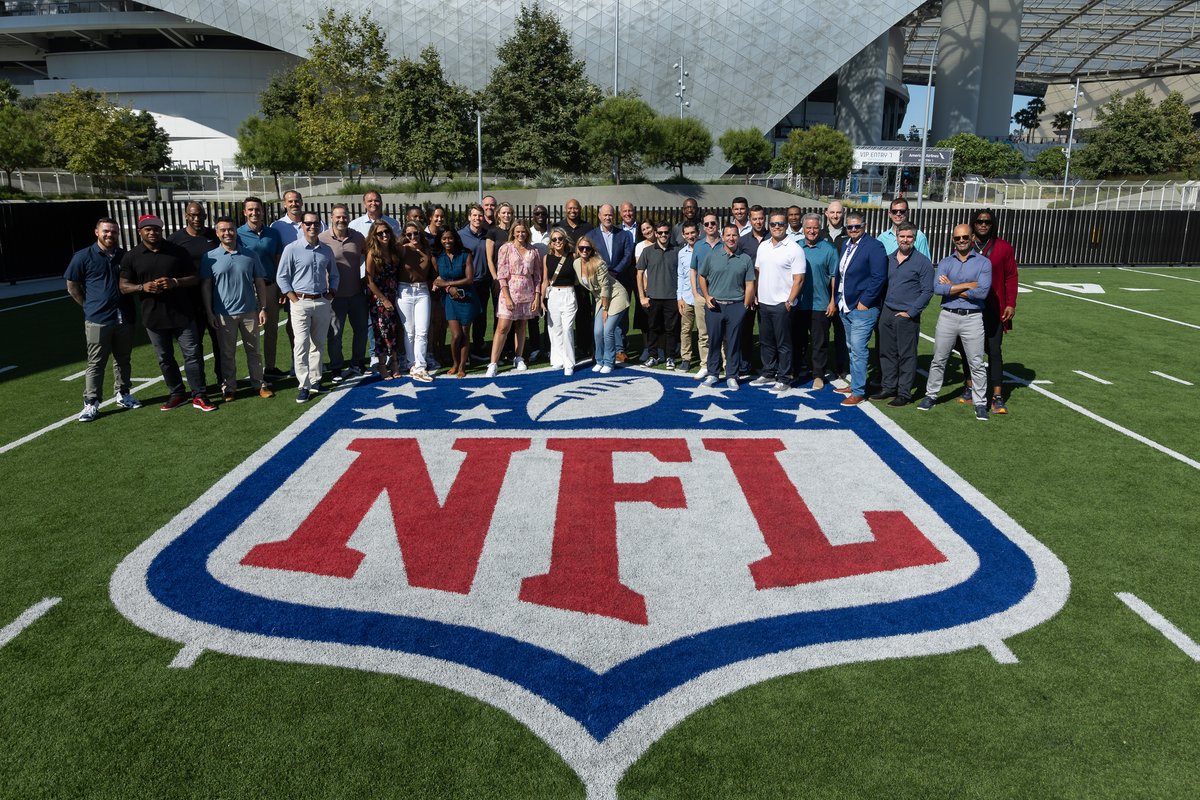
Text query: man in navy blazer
594 203 635 356
833 209 887 405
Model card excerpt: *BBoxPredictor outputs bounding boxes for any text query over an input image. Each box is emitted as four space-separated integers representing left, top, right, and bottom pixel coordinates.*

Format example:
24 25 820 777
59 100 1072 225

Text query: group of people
64 189 1017 422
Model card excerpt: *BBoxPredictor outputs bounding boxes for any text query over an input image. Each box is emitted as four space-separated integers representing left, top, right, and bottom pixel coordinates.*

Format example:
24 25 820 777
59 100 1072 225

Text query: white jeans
398 282 430 372
290 296 331 390
545 286 578 368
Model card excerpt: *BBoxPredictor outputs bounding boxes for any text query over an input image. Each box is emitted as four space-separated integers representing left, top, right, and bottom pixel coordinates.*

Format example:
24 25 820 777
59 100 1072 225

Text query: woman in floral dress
365 221 404 378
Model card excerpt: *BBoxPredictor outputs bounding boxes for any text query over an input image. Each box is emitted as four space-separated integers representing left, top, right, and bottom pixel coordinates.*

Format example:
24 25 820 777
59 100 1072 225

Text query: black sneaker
917 397 935 411
975 404 989 421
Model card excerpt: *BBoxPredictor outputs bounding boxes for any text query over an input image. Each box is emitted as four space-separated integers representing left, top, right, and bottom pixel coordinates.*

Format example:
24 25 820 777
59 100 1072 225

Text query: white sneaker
727 378 739 390
592 364 603 372
369 356 380 367
513 357 528 372
750 375 773 387
484 363 498 378
78 402 99 423
599 365 613 374
564 367 574 376
116 393 142 409
703 375 718 387
695 366 709 381
770 381 791 393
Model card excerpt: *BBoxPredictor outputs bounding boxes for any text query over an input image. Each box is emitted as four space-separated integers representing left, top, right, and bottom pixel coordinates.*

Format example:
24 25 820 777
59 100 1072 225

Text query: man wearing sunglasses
877 198 931 260
688 213 723 380
954 209 1018 414
832 210 886 406
919 224 992 421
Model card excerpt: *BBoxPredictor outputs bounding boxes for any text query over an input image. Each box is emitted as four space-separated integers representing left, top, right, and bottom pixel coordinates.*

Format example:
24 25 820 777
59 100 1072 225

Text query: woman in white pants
541 227 579 375
398 222 434 382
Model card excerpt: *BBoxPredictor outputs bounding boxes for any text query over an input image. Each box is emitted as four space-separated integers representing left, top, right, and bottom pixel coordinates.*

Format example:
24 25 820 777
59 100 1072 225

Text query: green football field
1 265 1197 799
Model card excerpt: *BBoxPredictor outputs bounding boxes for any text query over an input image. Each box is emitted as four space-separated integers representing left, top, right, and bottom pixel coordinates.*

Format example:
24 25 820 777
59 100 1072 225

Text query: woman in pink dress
485 220 543 377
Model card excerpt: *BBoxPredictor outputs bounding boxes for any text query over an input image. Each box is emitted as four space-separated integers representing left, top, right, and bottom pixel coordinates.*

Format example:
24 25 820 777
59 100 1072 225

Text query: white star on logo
463 382 521 399
352 404 419 423
675 384 733 399
776 405 839 424
684 403 748 423
769 385 818 400
377 384 434 399
447 403 512 423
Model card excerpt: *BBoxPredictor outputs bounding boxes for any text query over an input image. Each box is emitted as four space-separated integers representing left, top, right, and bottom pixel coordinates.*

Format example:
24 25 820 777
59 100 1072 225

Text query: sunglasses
656 231 671 236
953 235 973 242
301 221 320 227
974 219 994 225
550 236 565 242
768 221 786 228
578 246 593 252
404 232 419 238
889 209 907 216
845 224 864 231
703 221 718 226
375 230 391 236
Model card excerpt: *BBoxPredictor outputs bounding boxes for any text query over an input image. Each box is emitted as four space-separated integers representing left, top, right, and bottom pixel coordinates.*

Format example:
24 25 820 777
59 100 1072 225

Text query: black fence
4 198 1200 284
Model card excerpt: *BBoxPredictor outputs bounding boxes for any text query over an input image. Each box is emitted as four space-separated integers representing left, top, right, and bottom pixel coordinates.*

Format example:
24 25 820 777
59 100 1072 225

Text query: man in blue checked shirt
919 224 993 421
277 211 339 402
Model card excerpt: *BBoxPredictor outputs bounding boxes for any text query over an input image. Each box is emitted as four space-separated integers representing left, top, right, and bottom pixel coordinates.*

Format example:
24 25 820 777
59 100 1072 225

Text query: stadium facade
2 0 1197 172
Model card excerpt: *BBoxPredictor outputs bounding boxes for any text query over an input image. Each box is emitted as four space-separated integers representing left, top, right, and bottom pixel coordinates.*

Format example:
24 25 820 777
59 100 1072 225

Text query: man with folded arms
919 224 992 421
698 224 756 391
872 222 933 406
277 211 339 403
201 216 274 402
751 211 805 393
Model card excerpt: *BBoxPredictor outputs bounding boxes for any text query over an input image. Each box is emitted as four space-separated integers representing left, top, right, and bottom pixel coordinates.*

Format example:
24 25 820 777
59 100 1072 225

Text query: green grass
2 267 1199 798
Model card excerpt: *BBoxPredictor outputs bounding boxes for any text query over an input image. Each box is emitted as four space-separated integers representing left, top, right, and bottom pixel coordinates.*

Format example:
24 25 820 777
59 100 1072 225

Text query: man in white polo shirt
751 211 806 392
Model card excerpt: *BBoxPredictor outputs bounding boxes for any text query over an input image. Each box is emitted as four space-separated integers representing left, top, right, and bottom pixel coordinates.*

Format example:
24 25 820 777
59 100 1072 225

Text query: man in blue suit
593 203 635 358
833 209 887 406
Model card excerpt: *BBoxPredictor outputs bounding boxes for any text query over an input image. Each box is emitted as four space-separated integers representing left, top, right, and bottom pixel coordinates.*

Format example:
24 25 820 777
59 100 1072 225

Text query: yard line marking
1118 267 1200 284
1119 288 1160 292
1151 371 1194 386
1073 370 1113 385
1004 371 1200 471
1 320 290 456
916 332 1200 471
1032 379 1054 385
1019 282 1200 330
169 644 205 669
0 295 70 313
61 368 87 381
983 640 1019 664
0 597 61 649
1116 593 1200 661
0 365 16 375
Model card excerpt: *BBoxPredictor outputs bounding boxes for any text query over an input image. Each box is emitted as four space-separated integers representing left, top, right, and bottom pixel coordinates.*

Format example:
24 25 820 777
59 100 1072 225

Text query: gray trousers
216 313 265 391
329 293 370 370
878 309 922 400
83 320 134 403
925 309 987 405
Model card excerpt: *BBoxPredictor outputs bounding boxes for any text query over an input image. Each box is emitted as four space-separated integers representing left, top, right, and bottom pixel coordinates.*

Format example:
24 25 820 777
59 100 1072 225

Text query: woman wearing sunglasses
365 222 404 379
398 222 435 381
575 235 625 373
541 227 580 375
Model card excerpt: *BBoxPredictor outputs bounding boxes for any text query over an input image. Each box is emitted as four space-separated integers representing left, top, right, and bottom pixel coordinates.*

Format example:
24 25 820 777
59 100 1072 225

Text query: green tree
719 127 772 182
779 124 853 180
1158 91 1200 176
577 94 657 184
0 104 45 187
294 10 388 179
1051 111 1073 133
1074 90 1200 178
236 115 308 199
936 132 1025 178
125 109 171 172
0 78 18 107
645 116 712 179
260 68 302 120
480 2 602 176
1012 97 1046 143
378 47 473 184
1029 147 1067 180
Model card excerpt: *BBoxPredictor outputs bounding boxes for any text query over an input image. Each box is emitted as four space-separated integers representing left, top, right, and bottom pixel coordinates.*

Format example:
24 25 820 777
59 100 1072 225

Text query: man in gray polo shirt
919 224 992 420
636 222 679 368
201 216 274 401
698 224 756 390
320 203 368 381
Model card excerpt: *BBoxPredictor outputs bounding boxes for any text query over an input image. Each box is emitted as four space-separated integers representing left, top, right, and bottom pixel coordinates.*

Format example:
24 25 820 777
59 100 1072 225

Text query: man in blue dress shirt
277 211 339 402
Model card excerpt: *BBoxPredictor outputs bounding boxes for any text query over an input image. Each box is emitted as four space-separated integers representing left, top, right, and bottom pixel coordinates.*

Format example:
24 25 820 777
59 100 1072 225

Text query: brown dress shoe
222 391 235 402
258 387 276 399
840 394 866 406
834 386 852 394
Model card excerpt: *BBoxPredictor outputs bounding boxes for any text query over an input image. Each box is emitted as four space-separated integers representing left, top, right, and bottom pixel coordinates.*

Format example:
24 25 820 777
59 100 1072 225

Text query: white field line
168 644 205 669
1116 593 1200 661
1151 371 1194 386
1018 282 1200 331
0 295 70 313
0 366 16 376
0 597 61 649
1117 267 1200 284
61 368 87 381
917 332 1200 471
983 640 1019 664
1073 370 1113 385
3 321 291 456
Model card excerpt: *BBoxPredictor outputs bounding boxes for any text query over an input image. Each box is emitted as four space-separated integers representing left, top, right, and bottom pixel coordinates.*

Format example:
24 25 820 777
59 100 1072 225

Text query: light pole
1063 78 1081 190
475 109 483 203
915 43 936 212
673 57 689 118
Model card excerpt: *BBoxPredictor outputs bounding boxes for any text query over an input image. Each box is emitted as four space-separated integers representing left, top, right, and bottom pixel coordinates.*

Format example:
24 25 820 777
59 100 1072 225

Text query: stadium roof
904 0 1200 90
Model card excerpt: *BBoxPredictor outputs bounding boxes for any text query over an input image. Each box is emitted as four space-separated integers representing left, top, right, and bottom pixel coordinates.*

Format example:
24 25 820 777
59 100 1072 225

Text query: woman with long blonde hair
485 220 542 377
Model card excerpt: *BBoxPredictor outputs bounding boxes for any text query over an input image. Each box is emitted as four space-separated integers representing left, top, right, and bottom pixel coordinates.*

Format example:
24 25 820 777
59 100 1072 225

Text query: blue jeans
840 306 879 396
593 306 627 367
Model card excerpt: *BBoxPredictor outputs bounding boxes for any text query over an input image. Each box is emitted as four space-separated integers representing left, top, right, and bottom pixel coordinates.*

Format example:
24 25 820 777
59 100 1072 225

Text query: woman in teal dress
432 227 480 378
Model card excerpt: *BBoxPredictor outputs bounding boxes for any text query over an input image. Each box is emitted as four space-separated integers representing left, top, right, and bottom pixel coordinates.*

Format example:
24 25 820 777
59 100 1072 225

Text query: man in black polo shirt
119 214 217 412
168 201 222 386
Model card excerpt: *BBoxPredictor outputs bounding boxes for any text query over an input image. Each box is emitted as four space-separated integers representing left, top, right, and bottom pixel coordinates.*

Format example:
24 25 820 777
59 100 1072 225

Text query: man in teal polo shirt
236 196 286 378
697 224 756 390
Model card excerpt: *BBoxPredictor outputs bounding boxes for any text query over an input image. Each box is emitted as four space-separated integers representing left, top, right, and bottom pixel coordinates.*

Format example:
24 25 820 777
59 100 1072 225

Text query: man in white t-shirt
751 211 806 392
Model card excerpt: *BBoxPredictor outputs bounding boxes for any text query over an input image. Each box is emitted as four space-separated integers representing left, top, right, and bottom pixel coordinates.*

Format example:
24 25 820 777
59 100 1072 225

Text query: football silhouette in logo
526 375 663 422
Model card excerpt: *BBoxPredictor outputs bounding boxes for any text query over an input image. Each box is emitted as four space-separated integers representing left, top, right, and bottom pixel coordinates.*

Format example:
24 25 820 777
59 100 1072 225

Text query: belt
715 299 739 305
295 292 325 300
946 307 980 315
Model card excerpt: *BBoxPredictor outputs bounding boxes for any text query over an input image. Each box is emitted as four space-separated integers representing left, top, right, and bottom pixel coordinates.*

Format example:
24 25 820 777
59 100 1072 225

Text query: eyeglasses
845 224 864 231
767 221 786 228
952 235 973 242
889 209 907 216
301 221 320 227
974 219 994 225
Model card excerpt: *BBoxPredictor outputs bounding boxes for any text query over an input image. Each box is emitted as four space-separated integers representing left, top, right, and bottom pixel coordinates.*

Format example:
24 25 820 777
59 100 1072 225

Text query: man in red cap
119 214 217 412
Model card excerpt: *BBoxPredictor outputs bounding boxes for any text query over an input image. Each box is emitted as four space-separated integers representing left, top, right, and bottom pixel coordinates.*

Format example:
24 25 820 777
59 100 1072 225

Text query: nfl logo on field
112 367 1069 798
